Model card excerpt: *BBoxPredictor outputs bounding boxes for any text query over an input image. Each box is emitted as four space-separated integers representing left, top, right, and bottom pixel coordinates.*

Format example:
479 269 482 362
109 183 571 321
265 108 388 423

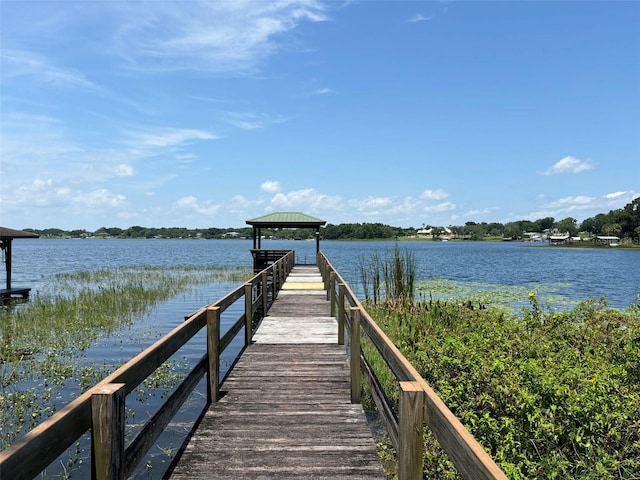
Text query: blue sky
1 0 638 230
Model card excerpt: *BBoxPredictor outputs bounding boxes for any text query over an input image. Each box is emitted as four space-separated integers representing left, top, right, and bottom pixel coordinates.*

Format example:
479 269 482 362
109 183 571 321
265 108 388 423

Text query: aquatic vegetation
358 246 416 305
416 278 577 312
0 265 251 449
363 294 640 479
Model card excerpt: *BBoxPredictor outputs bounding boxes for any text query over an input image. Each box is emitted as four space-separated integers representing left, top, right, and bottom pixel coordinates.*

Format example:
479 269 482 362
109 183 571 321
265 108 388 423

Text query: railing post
275 261 281 293
338 283 345 345
91 383 126 480
329 272 336 313
317 254 324 281
244 283 253 346
269 265 275 304
398 381 425 480
207 306 220 403
323 255 328 278
327 271 334 302
350 307 361 403
261 270 268 316
323 265 330 293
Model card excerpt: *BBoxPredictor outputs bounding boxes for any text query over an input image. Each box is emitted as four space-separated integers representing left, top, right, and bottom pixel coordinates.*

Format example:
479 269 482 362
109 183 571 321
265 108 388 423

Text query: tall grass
0 265 251 450
358 246 416 306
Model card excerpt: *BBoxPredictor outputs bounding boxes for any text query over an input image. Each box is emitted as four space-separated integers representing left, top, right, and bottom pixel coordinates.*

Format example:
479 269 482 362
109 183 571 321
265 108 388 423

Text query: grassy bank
364 294 640 479
356 247 639 478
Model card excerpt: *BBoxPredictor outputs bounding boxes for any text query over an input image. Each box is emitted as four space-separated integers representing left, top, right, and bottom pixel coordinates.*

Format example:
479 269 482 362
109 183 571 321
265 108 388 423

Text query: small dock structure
1 226 39 301
167 265 385 479
246 212 326 272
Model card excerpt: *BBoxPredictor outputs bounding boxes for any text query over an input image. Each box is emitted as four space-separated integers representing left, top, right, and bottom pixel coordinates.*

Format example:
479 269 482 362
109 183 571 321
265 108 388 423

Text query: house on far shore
523 232 544 242
222 231 240 239
596 235 620 246
548 234 571 245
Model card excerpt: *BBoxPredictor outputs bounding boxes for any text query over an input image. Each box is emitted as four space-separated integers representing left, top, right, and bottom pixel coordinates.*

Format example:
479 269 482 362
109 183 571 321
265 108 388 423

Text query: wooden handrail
0 251 295 480
318 252 507 480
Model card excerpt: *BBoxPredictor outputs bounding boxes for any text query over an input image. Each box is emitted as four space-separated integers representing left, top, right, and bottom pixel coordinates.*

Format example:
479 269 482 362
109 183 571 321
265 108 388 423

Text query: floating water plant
0 265 251 449
416 278 577 312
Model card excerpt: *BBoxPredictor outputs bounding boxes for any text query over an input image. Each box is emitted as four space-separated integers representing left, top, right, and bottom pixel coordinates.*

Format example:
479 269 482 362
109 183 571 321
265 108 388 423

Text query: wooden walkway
166 265 385 479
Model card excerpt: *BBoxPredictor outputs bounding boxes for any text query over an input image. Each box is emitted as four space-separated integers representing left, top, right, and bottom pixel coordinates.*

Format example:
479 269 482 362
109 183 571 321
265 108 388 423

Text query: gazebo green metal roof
246 212 326 258
246 212 326 228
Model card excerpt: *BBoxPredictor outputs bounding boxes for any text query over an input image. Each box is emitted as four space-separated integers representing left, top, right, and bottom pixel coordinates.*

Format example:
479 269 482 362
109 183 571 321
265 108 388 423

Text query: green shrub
365 295 640 479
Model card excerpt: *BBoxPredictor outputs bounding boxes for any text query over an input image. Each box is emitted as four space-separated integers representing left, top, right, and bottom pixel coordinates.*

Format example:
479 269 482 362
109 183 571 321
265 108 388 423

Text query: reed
358 246 416 306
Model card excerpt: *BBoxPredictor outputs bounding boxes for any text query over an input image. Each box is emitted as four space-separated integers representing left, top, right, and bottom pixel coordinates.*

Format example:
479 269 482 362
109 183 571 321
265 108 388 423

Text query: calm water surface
2 239 638 478
5 238 640 309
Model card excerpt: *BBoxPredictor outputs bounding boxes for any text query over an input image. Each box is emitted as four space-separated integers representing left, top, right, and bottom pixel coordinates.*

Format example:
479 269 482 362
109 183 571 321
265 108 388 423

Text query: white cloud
424 201 456 213
540 156 595 175
527 191 638 221
224 112 287 130
269 188 343 211
603 190 639 206
114 164 134 176
466 208 494 217
0 113 83 168
128 127 216 149
173 196 222 215
10 178 74 207
112 1 328 73
347 196 394 217
419 189 449 200
230 194 263 208
408 14 433 23
81 189 127 208
313 87 335 95
542 195 596 210
261 181 282 193
6 179 126 212
604 191 627 199
1 49 96 89
348 196 393 212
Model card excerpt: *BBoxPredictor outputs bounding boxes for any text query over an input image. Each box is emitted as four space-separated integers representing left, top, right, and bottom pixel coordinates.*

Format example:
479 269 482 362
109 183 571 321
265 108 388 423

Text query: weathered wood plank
167 266 384 478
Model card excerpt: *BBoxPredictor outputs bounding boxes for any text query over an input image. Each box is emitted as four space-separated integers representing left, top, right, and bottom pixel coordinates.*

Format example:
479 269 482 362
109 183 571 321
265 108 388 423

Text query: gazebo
246 212 326 271
1 226 40 300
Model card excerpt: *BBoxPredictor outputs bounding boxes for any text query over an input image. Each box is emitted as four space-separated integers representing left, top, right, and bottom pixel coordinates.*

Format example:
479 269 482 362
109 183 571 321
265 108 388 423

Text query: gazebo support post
2 239 12 290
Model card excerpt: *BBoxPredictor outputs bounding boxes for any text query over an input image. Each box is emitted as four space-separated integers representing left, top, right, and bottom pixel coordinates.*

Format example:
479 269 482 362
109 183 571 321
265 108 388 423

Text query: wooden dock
166 265 386 479
0 287 31 301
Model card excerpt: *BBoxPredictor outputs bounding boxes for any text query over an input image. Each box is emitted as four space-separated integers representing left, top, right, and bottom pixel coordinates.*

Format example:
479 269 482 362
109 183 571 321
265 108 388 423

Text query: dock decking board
167 266 385 479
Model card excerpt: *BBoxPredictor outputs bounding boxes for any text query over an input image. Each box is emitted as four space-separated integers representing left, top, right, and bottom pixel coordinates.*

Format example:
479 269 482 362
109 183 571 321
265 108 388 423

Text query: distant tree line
24 198 640 243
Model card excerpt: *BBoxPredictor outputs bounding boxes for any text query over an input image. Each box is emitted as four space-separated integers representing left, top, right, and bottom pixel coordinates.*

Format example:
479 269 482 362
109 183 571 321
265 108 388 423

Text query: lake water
5 238 640 309
2 239 639 478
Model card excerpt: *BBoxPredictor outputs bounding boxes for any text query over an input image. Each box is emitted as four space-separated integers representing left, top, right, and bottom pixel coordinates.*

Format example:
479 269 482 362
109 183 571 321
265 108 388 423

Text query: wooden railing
317 252 508 480
250 248 294 272
0 251 295 480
